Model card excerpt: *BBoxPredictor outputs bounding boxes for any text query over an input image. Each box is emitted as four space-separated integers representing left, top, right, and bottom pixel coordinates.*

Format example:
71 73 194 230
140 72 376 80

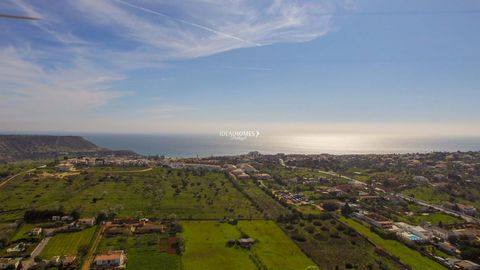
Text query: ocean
82 133 480 157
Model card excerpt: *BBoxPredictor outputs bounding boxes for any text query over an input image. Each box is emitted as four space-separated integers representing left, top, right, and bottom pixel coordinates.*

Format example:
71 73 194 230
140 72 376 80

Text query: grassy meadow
181 221 317 270
0 167 262 221
98 234 182 270
40 226 97 259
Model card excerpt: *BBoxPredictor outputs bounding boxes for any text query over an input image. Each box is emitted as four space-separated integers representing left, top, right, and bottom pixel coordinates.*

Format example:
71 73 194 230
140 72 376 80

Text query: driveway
22 237 51 269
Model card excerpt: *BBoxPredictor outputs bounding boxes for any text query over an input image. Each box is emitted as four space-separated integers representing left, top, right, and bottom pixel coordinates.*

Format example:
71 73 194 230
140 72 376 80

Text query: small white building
77 217 96 227
31 227 42 236
61 215 74 222
93 250 127 269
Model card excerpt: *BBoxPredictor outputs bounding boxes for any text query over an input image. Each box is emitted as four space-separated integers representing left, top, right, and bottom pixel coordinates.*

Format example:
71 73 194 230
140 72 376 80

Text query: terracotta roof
94 250 124 261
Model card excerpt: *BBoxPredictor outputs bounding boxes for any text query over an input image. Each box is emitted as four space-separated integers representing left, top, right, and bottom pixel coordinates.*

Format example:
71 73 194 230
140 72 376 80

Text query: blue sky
1 0 480 136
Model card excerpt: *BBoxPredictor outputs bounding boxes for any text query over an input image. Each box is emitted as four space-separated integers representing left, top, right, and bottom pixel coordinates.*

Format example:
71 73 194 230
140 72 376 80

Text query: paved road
0 167 38 189
317 169 367 186
22 237 51 269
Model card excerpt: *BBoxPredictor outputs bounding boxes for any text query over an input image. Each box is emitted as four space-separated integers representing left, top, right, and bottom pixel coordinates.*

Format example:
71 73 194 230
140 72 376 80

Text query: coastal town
1 150 480 269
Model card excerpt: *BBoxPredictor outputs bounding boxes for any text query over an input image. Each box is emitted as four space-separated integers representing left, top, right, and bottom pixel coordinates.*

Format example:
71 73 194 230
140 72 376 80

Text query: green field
97 234 181 270
40 227 97 259
402 186 450 205
238 221 318 270
182 221 317 270
293 204 323 215
402 185 480 211
407 213 462 225
340 217 447 270
10 224 34 242
0 162 40 179
0 168 262 221
260 166 336 181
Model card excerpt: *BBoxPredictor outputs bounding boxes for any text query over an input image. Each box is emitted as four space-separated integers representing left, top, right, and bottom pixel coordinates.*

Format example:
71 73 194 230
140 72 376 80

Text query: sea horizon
2 131 480 157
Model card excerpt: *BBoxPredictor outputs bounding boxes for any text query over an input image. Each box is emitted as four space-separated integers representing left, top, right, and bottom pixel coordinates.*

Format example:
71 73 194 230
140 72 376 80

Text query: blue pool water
408 235 421 241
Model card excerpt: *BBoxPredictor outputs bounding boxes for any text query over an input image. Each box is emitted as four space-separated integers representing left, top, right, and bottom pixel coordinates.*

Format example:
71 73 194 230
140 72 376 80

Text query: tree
78 245 89 256
323 202 339 212
96 212 108 223
341 203 353 216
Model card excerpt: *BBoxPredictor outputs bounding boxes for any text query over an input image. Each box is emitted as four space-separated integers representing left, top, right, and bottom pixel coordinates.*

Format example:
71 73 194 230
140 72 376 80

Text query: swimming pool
407 234 422 241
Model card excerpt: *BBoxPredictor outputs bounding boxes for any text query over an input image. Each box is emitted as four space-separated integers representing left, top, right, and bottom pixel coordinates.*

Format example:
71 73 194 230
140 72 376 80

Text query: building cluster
165 160 271 181
163 162 223 172
66 157 152 168
43 216 96 236
41 255 78 269
223 163 258 180
0 258 21 270
352 211 480 269
274 190 311 205
104 218 166 236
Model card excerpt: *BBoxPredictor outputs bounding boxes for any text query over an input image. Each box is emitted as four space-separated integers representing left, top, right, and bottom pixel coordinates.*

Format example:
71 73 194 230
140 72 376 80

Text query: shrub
291 234 307 242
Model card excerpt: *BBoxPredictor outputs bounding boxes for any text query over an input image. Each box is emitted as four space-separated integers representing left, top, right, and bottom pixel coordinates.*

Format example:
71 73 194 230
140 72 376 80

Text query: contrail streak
113 0 262 47
0 13 40 20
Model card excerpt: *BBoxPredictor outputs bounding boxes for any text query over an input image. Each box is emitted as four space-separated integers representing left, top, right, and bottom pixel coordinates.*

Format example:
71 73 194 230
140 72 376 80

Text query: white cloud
7 1 89 45
0 47 128 120
70 0 335 59
1 0 340 132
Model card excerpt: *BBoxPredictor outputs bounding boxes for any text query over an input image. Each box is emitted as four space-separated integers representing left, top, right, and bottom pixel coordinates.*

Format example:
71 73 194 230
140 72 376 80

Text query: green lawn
97 234 181 270
407 213 462 226
402 186 450 204
40 227 97 259
402 185 480 211
238 221 317 270
181 221 317 270
340 217 447 270
425 245 454 260
293 204 323 215
182 221 256 270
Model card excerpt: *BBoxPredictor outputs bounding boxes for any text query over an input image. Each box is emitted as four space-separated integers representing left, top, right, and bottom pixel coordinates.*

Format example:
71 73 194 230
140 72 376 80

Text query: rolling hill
0 135 134 162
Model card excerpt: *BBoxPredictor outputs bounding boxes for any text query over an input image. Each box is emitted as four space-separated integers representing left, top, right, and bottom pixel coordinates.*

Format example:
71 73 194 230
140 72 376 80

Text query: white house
93 250 127 269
